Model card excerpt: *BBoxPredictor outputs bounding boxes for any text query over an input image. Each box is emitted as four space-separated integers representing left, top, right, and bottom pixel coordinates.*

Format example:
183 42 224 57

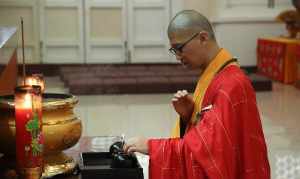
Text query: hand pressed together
172 90 194 123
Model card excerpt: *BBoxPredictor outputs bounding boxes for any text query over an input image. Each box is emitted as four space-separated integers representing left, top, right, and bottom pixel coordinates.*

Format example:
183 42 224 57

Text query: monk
124 10 270 179
276 0 300 38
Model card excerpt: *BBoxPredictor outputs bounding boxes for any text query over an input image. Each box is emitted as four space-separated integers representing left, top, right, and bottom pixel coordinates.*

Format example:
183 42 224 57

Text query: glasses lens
169 48 177 55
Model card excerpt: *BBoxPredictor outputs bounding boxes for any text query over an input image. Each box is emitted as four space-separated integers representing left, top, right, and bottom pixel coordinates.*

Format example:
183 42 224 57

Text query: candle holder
25 74 45 93
14 85 43 179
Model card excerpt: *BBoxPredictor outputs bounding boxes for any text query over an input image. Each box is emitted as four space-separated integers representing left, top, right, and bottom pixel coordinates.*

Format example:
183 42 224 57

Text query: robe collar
191 48 236 123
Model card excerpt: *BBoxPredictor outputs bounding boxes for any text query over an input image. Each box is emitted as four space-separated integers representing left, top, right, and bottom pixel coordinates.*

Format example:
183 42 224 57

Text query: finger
181 90 189 97
176 90 186 98
127 146 137 154
181 92 188 98
123 143 129 152
176 92 187 101
123 144 130 153
174 90 184 96
124 143 135 154
171 98 178 102
171 98 178 106
174 93 181 98
182 90 188 95
177 91 183 97
125 145 135 154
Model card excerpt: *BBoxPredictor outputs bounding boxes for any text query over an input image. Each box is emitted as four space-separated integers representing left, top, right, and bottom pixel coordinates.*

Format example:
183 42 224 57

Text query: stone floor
44 76 300 179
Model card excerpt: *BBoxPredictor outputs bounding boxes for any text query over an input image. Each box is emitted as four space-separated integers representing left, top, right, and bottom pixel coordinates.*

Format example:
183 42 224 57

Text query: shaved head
168 10 215 42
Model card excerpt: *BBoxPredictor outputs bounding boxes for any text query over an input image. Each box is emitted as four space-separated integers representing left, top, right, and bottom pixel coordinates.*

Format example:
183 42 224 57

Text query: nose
175 54 182 61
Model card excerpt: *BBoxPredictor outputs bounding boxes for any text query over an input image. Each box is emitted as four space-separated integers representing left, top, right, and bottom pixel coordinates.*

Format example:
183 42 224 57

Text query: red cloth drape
257 37 299 84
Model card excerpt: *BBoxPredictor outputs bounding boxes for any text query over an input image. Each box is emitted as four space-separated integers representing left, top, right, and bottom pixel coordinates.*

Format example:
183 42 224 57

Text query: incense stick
21 17 26 86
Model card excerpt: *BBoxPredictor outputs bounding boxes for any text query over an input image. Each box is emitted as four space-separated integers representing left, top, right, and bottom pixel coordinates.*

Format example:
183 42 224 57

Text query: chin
190 65 203 72
182 63 191 69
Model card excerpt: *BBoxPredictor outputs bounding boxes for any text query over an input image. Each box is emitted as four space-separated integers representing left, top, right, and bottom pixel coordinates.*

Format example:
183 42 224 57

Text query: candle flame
25 76 45 92
25 77 38 86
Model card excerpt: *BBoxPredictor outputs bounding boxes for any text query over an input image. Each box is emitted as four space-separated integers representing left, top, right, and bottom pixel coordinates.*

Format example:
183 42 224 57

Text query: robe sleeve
148 87 270 179
148 137 206 179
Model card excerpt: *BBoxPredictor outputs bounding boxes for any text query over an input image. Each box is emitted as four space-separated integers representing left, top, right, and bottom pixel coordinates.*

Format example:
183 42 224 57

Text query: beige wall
183 0 216 18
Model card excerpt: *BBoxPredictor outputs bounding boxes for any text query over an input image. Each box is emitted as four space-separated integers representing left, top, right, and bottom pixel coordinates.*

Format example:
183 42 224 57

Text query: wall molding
211 16 281 24
0 64 257 77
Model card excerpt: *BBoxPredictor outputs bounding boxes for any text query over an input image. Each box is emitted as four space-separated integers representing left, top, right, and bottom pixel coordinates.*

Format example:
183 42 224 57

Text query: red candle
15 85 43 178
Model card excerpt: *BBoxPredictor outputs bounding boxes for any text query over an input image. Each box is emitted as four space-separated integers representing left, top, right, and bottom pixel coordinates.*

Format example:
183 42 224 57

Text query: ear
198 31 209 43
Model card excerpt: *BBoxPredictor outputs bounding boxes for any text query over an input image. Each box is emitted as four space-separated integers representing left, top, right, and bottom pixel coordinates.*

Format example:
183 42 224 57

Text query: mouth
180 59 189 68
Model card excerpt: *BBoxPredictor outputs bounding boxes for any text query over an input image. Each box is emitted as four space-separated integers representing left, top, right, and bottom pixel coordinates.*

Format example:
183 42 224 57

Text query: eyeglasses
169 33 199 55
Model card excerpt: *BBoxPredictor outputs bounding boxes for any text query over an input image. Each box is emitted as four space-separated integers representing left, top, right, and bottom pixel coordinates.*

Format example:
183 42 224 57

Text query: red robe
148 65 270 179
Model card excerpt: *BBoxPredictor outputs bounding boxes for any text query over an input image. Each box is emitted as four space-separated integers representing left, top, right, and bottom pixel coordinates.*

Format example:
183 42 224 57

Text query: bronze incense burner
0 93 82 178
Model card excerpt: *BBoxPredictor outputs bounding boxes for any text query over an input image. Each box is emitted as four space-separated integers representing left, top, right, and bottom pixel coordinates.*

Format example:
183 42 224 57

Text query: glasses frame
169 32 200 55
